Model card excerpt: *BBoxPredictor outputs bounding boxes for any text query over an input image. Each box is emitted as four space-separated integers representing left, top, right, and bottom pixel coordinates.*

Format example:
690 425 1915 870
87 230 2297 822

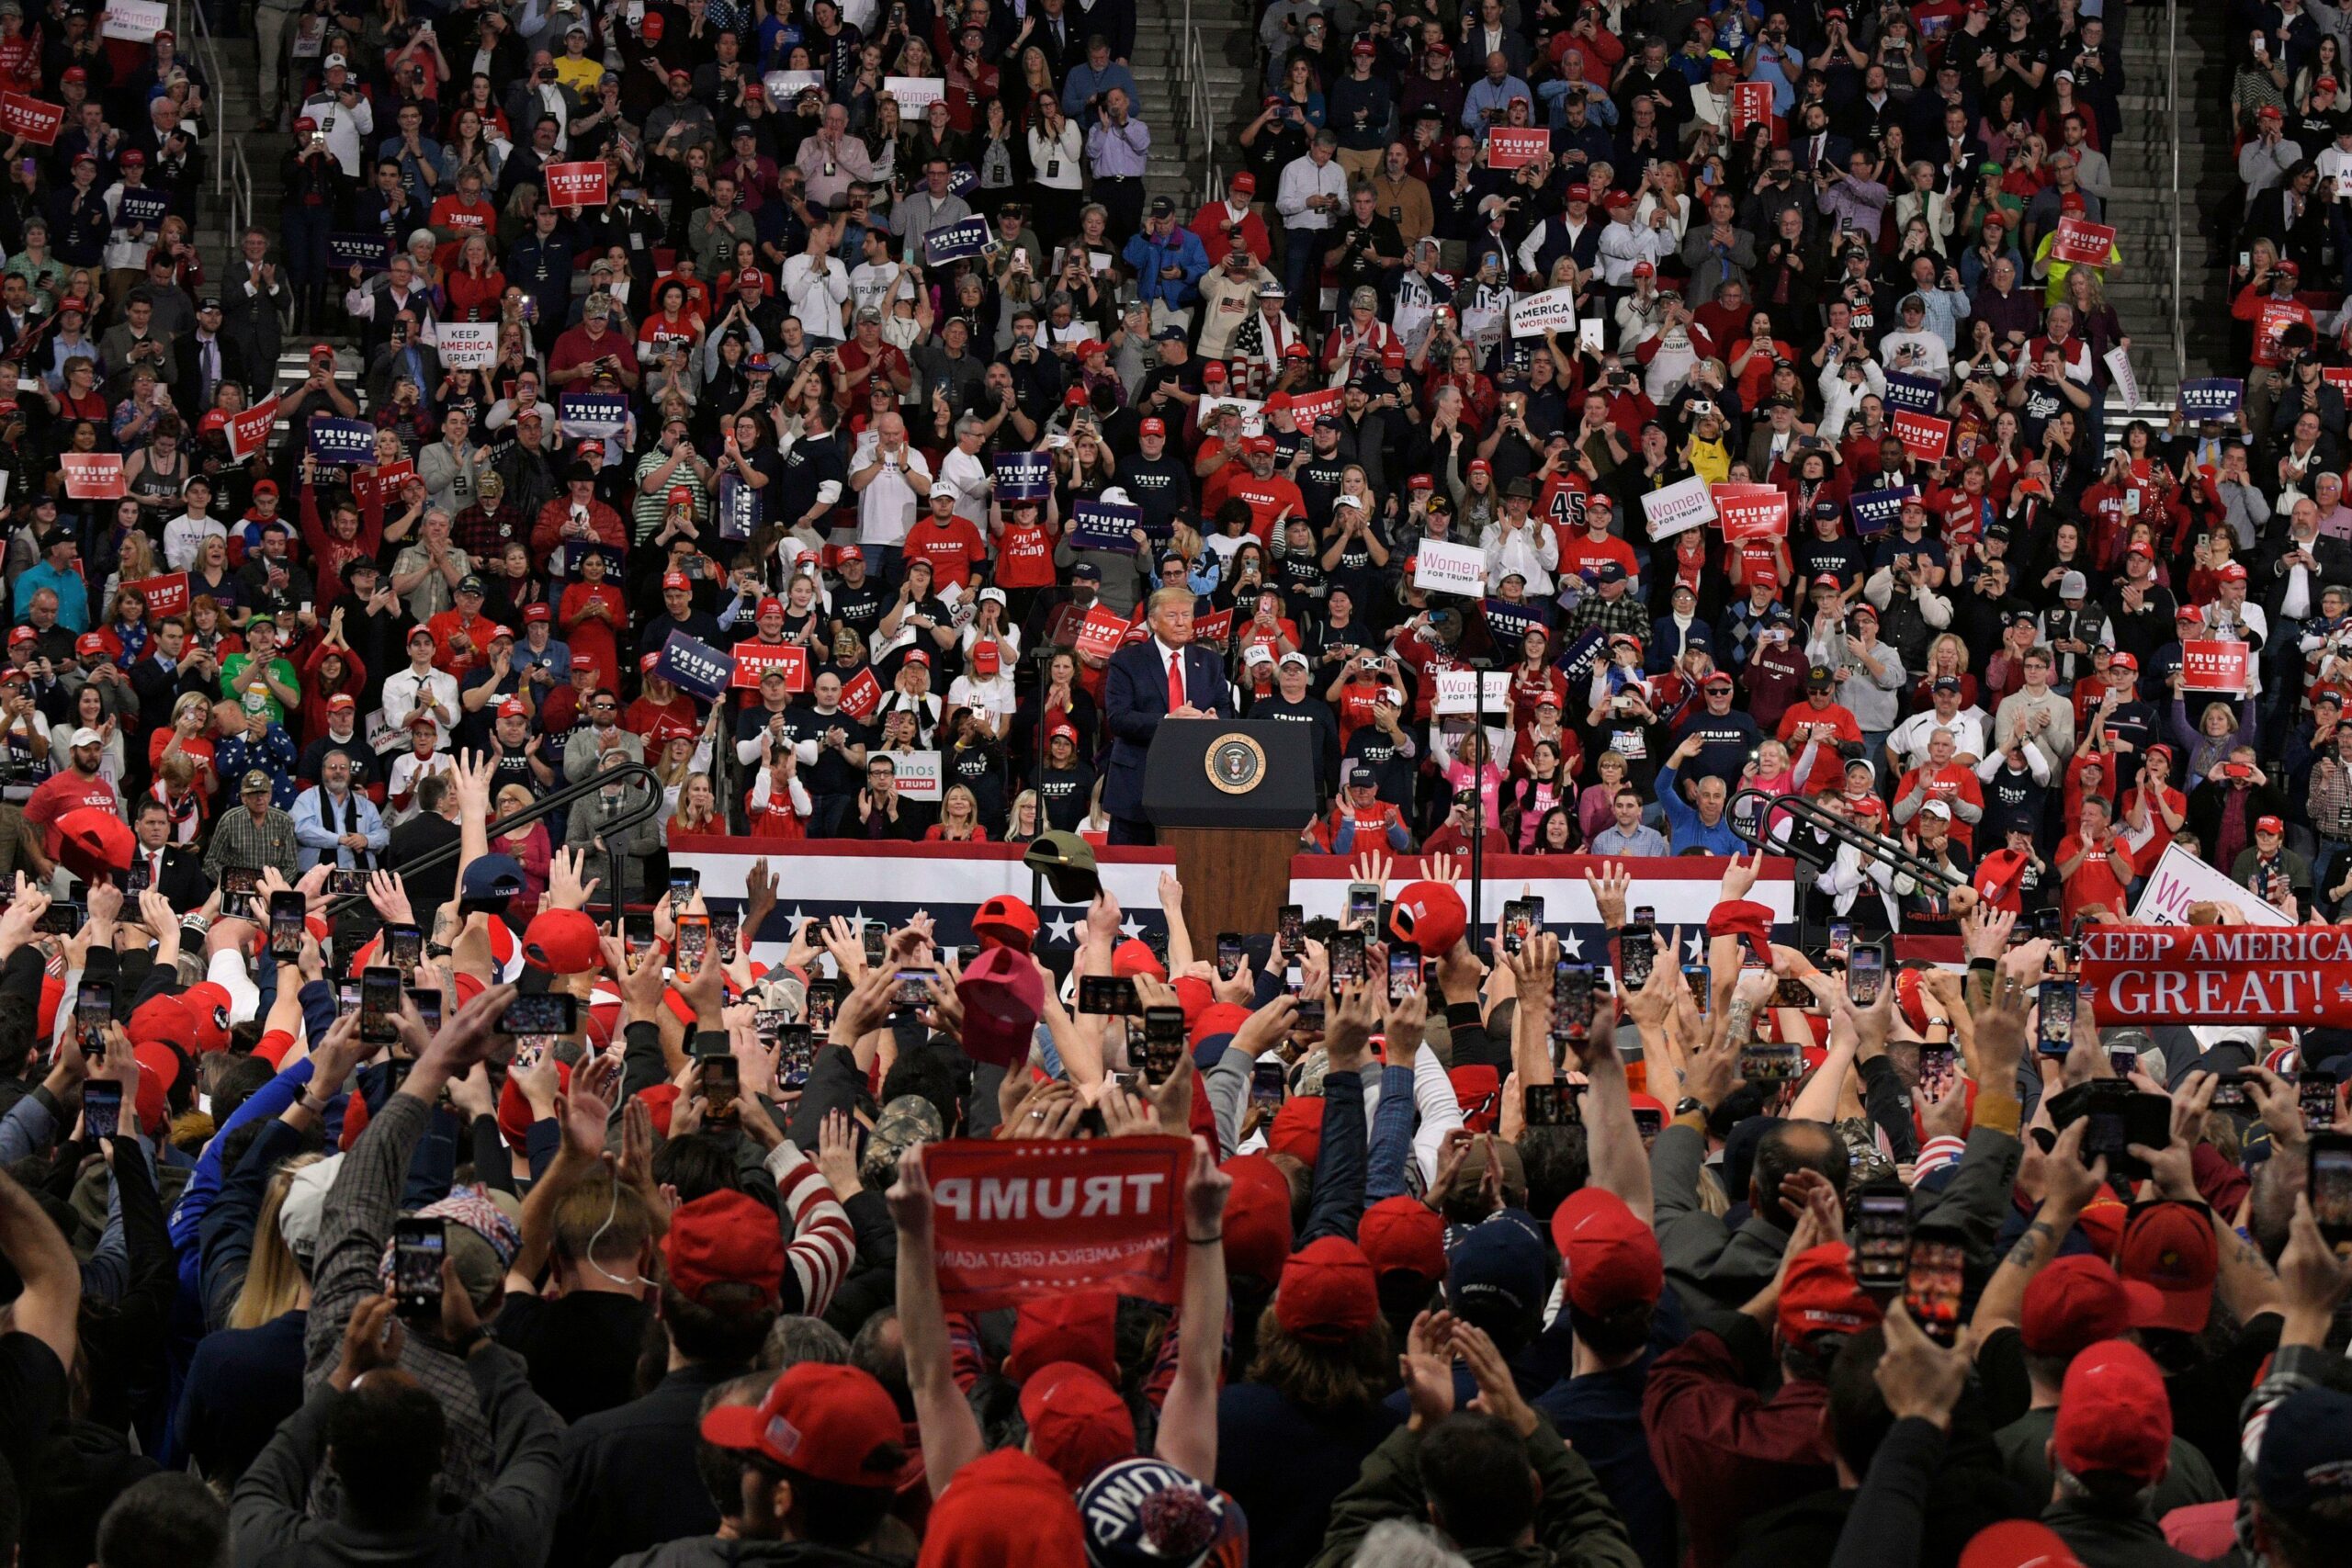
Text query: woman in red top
45 360 106 427
297 639 367 746
440 233 506 323
1728 314 1797 409
1508 626 1568 730
557 547 627 680
925 785 990 841
2120 741 2188 865
1423 340 1496 431
636 278 706 365
745 750 810 839
989 491 1060 628
149 692 217 795
669 772 725 841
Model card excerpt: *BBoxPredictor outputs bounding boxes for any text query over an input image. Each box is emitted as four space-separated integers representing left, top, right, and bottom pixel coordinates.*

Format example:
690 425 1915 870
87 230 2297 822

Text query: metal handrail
324 761 669 923
173 0 227 198
2166 0 2187 395
1182 0 1222 202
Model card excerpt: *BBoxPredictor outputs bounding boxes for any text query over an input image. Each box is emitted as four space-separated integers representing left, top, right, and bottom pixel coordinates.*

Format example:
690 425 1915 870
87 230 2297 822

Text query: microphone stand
1466 654 1491 936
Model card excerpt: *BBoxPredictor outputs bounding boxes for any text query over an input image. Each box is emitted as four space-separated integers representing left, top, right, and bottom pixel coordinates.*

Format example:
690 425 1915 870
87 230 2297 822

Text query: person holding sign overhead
1102 584 1237 844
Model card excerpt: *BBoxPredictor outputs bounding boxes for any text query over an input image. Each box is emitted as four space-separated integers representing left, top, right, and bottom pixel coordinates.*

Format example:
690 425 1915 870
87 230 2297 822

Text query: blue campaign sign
716 471 759 541
1483 597 1546 643
1882 372 1942 416
306 418 376 466
656 629 736 703
116 188 168 228
1070 498 1147 550
946 164 978 198
327 232 391 272
993 450 1052 501
1849 485 1917 537
1555 626 1607 680
559 393 629 439
2179 378 2245 421
922 217 989 265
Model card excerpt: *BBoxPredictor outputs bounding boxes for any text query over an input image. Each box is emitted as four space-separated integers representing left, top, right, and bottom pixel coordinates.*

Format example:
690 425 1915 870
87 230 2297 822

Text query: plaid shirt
200 803 299 880
1562 589 1650 645
453 499 529 562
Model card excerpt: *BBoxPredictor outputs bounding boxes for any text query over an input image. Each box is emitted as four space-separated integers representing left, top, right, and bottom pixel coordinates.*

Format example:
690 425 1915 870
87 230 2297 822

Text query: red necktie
1167 649 1185 710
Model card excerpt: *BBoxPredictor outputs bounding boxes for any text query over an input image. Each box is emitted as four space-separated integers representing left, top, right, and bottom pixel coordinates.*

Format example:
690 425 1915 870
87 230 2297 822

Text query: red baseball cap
2118 1200 2218 1332
1776 1243 1882 1343
665 1189 787 1306
2217 560 2249 582
1230 171 1256 194
2019 1255 2165 1359
1960 1522 2085 1568
1245 434 1276 456
2052 1339 2173 1483
522 908 602 975
1274 1236 1379 1342
1551 1187 1664 1315
1358 1195 1446 1283
1005 1290 1117 1382
700 1362 905 1487
1017 1362 1135 1488
2108 650 2139 672
523 603 552 623
662 570 691 591
971 893 1040 952
1389 879 1466 955
2258 815 2286 835
1138 416 1165 437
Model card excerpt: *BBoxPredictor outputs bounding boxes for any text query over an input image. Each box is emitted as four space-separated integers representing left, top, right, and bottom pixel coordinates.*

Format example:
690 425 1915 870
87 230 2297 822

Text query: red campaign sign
2179 637 2251 693
2077 925 2352 1024
61 452 124 500
545 161 609 209
837 666 883 720
1486 128 1551 170
125 570 187 618
1284 389 1341 426
1890 412 1951 464
2256 300 2311 367
922 1136 1191 1311
730 641 808 692
1711 483 1787 542
1729 81 1774 140
2324 366 2352 398
2049 217 2117 267
1075 604 1131 661
1193 608 1233 645
226 395 278 463
0 93 62 144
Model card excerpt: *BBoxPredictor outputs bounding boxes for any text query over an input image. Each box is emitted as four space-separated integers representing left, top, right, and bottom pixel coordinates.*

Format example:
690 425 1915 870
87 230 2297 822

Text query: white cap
1278 650 1309 670
978 585 1008 606
929 479 958 500
277 1154 344 1264
323 51 347 68
1918 798 1951 818
1099 486 1134 506
69 727 103 749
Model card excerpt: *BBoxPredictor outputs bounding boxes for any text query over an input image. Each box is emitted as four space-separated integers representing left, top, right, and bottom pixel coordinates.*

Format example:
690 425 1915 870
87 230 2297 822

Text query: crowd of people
7 1 2352 1568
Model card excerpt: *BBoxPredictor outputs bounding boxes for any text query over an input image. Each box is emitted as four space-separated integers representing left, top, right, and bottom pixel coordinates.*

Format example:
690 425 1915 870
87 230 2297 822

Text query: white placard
1204 396 1263 436
2131 841 2294 927
101 0 165 40
438 321 497 370
882 749 942 800
2103 345 2141 411
1413 537 1487 596
883 75 945 110
1432 670 1513 716
1509 286 1581 339
1640 473 1717 541
1578 318 1606 353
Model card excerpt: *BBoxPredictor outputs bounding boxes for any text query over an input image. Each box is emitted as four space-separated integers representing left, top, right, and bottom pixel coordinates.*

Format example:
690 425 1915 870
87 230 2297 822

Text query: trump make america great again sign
922 1137 1191 1310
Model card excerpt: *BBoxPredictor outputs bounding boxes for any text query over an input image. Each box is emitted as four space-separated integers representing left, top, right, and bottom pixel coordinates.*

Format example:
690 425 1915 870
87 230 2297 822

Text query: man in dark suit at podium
1104 586 1238 844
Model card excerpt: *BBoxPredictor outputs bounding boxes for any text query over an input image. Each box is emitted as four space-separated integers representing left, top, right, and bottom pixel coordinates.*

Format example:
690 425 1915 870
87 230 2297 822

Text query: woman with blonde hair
925 784 989 841
494 781 553 913
1004 789 1043 843
670 771 724 839
1913 634 1977 710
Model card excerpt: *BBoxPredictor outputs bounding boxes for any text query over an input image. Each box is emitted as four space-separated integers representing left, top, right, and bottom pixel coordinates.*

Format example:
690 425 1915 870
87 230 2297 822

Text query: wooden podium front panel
1160 828 1297 955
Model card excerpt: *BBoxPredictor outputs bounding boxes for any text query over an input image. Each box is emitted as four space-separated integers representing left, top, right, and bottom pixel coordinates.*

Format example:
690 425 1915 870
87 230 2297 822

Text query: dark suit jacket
172 331 252 424
1102 636 1236 819
127 843 210 907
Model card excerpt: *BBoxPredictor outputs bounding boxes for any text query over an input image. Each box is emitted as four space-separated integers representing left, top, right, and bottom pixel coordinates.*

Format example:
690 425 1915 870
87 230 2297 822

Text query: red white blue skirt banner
662 840 1797 972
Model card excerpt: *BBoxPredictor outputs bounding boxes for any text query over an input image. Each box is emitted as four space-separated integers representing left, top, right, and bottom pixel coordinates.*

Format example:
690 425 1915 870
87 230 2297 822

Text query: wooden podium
1142 720 1316 953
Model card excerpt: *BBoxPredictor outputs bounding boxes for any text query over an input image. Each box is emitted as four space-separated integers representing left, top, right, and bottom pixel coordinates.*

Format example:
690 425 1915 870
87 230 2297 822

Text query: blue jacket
1657 762 1747 854
1123 224 1210 309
